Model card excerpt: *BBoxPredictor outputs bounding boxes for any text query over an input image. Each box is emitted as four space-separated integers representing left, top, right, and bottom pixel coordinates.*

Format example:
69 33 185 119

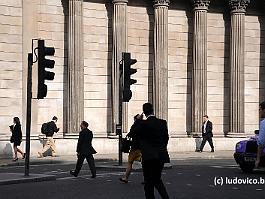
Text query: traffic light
122 52 137 102
37 40 55 99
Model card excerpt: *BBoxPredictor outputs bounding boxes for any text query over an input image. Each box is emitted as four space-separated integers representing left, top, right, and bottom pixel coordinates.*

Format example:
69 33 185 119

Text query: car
234 131 265 173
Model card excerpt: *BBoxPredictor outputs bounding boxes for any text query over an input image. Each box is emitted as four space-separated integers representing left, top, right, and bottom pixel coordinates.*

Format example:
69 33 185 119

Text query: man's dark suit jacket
77 128 97 155
138 116 170 163
201 120 213 137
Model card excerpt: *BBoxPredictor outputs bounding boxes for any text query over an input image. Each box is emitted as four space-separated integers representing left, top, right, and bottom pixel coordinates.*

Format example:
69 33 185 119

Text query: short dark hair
52 116 58 121
134 114 143 121
143 103 153 116
13 117 20 125
81 121 88 128
203 115 208 118
134 114 140 120
260 101 265 110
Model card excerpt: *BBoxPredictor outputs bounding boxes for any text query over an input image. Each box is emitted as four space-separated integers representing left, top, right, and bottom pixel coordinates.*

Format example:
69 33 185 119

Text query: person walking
38 116 59 157
137 103 170 199
10 117 25 161
70 121 97 178
255 101 265 168
119 114 143 183
198 115 214 152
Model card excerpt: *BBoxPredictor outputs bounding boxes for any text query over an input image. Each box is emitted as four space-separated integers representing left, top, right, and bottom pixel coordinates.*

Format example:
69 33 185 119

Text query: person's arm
208 121 213 133
256 121 265 168
53 122 59 133
76 132 83 155
19 125 22 141
127 123 136 138
256 146 263 168
163 120 169 146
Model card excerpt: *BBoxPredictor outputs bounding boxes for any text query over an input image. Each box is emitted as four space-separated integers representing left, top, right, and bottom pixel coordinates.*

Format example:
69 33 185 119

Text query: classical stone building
0 0 265 156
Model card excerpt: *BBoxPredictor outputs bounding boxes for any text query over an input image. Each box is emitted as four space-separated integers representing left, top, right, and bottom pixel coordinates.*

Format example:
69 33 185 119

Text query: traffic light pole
118 63 123 166
25 53 33 176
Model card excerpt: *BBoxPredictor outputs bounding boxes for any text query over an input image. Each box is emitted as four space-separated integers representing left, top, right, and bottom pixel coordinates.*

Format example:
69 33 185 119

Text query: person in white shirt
198 115 214 152
255 101 265 168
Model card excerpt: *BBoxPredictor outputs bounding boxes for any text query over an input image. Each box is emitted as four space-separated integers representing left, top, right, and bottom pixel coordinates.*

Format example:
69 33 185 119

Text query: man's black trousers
142 159 169 199
74 154 96 177
200 134 214 151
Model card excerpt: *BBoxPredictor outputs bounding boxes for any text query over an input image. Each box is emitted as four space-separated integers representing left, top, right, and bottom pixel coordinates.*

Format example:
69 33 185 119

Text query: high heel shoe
12 158 18 162
22 153 26 159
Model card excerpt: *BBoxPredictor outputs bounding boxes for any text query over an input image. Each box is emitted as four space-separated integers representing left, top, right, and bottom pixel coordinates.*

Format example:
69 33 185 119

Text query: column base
188 132 202 138
225 132 247 138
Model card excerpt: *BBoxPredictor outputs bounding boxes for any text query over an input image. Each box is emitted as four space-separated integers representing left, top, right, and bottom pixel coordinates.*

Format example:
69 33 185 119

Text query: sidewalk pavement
0 150 234 185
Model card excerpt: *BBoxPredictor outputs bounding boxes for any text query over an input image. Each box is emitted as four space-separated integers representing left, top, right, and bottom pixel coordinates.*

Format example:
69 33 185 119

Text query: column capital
153 0 170 7
192 0 210 11
229 0 250 13
112 0 128 4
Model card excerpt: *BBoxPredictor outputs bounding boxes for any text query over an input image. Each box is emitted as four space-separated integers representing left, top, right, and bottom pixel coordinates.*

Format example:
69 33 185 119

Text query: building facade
0 0 265 155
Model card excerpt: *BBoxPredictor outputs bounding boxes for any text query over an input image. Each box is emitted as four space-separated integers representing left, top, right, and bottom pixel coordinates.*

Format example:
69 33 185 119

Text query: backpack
41 122 49 134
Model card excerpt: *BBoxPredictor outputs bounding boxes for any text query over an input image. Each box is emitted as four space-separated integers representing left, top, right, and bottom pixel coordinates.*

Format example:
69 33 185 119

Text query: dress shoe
22 153 26 159
70 170 78 177
119 177 128 183
211 149 214 152
12 158 18 162
91 175 96 178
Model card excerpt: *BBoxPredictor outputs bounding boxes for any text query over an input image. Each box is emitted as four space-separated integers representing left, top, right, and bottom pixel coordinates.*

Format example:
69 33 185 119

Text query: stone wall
127 2 154 129
83 1 112 135
34 0 66 134
244 14 263 134
0 0 22 136
168 3 192 136
0 0 264 141
207 12 228 136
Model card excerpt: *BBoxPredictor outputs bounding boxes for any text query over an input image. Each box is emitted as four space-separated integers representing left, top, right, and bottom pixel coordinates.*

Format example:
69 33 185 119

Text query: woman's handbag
121 136 132 153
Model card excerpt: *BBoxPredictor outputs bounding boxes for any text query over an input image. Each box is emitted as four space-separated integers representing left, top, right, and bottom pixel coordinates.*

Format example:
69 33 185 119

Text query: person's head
259 101 265 118
13 117 20 125
80 121 89 130
134 114 143 121
143 103 154 117
203 115 209 122
52 116 58 122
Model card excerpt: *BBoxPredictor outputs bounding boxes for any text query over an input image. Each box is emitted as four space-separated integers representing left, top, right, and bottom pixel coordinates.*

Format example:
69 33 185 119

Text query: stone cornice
192 0 210 11
229 0 250 13
153 0 170 7
112 0 128 4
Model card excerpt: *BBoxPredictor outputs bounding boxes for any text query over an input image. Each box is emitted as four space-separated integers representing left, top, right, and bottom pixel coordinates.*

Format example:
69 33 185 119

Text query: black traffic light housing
37 40 55 99
122 52 137 102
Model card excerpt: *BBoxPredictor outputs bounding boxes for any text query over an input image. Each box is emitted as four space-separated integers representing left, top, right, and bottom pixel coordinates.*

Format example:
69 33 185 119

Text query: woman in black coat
10 117 25 161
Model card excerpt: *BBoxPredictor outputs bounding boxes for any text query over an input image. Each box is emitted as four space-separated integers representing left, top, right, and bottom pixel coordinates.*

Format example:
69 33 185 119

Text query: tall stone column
191 0 210 133
153 0 170 120
229 0 249 134
112 0 128 134
67 0 84 134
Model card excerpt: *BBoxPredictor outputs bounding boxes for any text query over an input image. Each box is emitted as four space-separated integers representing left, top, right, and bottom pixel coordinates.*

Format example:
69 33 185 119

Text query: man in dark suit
138 103 170 199
199 115 214 152
70 121 97 178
